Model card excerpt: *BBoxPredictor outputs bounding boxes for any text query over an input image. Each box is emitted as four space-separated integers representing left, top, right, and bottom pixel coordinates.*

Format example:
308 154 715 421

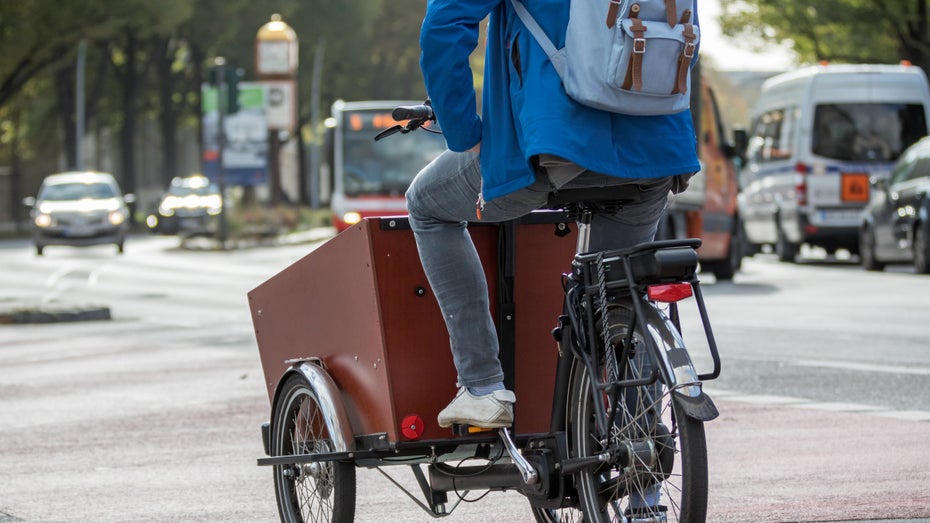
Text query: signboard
202 82 268 186
261 80 297 131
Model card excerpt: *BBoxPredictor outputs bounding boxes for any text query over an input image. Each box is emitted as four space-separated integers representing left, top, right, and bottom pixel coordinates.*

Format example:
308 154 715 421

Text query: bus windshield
812 102 927 162
340 109 447 197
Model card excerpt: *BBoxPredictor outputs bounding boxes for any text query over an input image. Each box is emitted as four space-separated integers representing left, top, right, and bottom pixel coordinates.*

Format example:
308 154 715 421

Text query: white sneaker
437 387 516 428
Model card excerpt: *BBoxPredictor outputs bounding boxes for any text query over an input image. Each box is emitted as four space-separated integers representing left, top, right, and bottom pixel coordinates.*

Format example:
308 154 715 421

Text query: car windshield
812 102 927 162
40 182 118 201
167 183 218 197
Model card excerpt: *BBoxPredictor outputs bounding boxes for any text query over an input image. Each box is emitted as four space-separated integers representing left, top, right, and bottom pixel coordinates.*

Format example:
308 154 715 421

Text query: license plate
816 209 862 224
64 227 93 237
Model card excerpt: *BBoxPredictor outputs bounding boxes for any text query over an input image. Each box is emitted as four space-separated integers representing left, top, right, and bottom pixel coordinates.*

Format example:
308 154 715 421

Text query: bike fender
272 359 356 453
640 304 719 421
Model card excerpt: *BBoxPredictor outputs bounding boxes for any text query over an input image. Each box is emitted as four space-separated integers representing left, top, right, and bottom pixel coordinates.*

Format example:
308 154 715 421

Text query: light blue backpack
510 0 699 115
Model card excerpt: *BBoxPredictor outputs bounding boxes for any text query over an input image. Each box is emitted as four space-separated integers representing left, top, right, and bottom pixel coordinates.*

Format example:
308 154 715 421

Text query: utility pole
214 57 230 249
75 40 86 170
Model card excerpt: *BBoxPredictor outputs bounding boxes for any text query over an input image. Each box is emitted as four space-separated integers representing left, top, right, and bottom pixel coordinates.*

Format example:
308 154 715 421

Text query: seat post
575 209 594 254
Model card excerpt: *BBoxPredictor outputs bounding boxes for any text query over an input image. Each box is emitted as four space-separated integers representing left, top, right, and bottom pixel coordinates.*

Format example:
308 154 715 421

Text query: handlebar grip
392 104 434 121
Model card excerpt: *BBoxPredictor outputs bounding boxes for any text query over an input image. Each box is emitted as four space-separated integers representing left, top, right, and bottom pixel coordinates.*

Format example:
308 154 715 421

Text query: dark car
145 175 221 236
859 136 930 273
23 171 134 256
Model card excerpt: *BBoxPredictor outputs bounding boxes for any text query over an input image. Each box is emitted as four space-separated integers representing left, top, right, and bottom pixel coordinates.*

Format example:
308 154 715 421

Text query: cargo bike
249 105 721 523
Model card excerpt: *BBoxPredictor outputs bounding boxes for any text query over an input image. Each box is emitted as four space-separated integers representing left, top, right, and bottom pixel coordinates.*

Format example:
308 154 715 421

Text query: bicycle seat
545 186 640 215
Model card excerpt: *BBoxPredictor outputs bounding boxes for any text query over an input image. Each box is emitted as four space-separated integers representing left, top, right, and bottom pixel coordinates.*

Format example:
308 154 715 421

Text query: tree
719 0 930 78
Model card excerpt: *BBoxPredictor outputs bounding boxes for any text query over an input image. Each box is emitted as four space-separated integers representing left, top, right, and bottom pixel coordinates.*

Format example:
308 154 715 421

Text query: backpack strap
665 0 678 27
509 0 565 77
621 4 646 91
672 22 697 94
607 0 622 28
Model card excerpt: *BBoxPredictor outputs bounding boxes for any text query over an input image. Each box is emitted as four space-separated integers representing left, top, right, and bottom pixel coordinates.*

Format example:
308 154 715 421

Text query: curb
0 305 111 325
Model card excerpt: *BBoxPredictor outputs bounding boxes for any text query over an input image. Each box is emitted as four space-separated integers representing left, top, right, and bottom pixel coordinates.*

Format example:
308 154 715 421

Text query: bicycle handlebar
392 104 434 121
374 100 439 141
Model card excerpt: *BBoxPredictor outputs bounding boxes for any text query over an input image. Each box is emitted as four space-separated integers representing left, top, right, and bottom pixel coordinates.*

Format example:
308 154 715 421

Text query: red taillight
795 163 809 206
400 414 425 440
647 283 693 303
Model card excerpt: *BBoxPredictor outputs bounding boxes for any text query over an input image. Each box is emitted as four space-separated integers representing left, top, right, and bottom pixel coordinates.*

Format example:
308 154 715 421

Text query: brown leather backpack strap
666 0 678 27
680 8 692 23
607 0 622 28
672 23 697 94
622 11 647 91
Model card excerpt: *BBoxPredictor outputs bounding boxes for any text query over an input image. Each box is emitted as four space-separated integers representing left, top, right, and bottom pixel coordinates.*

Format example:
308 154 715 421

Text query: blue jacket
420 0 701 201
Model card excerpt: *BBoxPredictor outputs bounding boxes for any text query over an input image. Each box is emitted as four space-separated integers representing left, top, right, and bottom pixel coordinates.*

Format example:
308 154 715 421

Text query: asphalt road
0 234 928 522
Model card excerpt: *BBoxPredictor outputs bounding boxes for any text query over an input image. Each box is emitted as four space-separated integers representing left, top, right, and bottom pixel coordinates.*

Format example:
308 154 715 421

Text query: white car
23 171 135 255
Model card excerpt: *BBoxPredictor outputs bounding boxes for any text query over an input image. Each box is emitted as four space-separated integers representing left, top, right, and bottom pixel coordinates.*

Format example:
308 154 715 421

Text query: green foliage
718 0 930 75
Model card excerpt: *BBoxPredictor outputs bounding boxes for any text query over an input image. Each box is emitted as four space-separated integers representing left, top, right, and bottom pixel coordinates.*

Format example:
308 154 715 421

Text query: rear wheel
271 373 356 523
704 219 744 281
859 226 885 271
568 306 707 522
915 222 930 274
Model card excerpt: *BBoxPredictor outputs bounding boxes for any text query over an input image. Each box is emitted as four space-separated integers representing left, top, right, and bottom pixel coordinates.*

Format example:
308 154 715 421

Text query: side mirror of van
22 196 36 207
123 193 137 204
870 177 889 193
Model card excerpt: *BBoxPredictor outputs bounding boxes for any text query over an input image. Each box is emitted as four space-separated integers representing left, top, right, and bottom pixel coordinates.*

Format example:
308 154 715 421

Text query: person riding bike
407 0 700 432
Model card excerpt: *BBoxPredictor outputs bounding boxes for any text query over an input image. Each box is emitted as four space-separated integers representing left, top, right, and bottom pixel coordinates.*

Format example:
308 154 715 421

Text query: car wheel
915 222 930 274
117 242 125 254
35 245 44 256
775 225 798 263
859 226 885 272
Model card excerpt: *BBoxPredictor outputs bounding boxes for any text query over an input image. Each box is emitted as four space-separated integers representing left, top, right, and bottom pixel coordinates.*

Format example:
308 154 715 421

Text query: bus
325 100 448 231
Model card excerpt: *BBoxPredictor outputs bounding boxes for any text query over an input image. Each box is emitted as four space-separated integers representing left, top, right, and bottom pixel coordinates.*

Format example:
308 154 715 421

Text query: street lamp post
255 14 298 206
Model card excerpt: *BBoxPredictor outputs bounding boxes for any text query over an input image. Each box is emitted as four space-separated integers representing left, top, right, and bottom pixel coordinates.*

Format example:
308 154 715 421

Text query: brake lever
374 125 403 141
373 118 432 141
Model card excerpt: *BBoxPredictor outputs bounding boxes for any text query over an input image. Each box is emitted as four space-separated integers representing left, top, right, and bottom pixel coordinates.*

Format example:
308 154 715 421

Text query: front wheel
271 373 356 523
568 306 708 522
915 222 930 274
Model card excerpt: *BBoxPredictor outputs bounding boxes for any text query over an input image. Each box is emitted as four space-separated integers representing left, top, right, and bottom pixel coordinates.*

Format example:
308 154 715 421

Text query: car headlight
34 213 53 228
342 212 362 225
108 210 127 226
205 195 222 215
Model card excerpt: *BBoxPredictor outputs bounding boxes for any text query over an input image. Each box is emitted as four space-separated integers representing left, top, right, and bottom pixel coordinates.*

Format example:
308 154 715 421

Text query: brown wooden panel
513 222 578 433
249 221 397 439
250 217 576 443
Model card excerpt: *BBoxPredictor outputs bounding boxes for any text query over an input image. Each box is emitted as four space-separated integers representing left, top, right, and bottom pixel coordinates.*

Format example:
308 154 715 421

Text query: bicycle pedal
451 423 495 436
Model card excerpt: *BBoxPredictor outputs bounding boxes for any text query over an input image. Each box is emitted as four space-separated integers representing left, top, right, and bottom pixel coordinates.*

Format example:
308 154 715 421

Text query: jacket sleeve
419 0 500 152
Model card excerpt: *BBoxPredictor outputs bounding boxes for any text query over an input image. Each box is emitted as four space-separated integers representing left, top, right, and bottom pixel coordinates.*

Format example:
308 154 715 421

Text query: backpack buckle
633 37 646 54
684 42 696 59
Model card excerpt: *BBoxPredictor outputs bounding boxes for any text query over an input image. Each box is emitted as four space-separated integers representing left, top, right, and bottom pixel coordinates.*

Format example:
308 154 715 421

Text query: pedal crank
498 427 538 485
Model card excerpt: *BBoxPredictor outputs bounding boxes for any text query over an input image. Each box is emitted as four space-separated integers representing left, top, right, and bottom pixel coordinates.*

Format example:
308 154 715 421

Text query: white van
737 63 930 261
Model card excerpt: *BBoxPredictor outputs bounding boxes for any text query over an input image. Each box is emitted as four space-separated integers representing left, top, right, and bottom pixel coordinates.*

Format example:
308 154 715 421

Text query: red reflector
647 283 693 303
400 414 425 440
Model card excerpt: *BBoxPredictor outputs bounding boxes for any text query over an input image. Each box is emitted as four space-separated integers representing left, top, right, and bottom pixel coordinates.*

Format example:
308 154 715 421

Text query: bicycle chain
595 252 619 382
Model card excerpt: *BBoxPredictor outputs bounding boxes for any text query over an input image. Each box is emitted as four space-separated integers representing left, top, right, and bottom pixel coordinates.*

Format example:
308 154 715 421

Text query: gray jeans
405 150 673 387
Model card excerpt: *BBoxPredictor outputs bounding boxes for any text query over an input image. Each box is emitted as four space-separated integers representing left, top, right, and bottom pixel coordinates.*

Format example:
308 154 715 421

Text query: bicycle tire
271 373 356 523
568 305 708 522
531 506 584 523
